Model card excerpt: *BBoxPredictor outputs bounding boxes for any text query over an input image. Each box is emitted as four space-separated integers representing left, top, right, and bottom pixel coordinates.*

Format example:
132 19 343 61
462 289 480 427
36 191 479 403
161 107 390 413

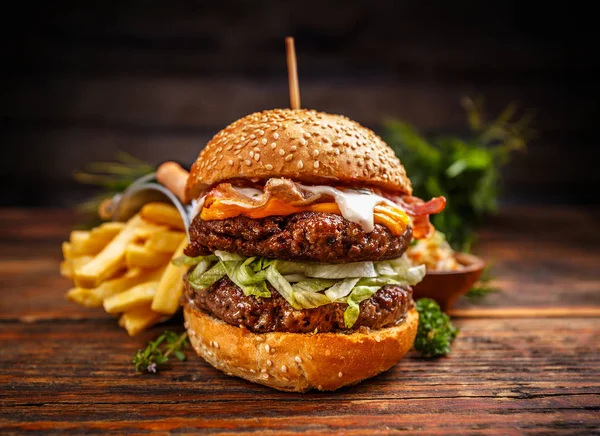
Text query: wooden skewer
285 37 301 110
448 307 600 319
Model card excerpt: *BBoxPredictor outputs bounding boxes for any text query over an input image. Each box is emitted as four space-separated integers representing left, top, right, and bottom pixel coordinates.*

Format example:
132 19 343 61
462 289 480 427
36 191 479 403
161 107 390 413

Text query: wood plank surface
1 206 599 434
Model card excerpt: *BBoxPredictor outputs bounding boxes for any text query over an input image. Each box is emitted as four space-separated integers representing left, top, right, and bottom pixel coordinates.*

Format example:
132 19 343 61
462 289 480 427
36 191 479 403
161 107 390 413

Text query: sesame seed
249 134 256 139
262 374 270 379
265 344 270 352
261 368 267 373
294 356 302 363
251 140 259 147
256 336 264 342
258 130 265 136
261 138 268 145
273 133 279 140
307 354 313 360
183 322 189 329
254 147 260 152
285 154 293 162
312 150 320 157
303 132 310 138
297 160 304 169
279 149 285 156
214 341 220 349
338 372 343 378
254 153 260 161
249 151 254 158
290 145 297 152
314 161 320 169
244 159 252 166
281 365 287 373
265 164 273 170
270 348 275 353
270 143 277 149
250 369 256 374
209 341 213 347
266 360 272 367
300 138 307 146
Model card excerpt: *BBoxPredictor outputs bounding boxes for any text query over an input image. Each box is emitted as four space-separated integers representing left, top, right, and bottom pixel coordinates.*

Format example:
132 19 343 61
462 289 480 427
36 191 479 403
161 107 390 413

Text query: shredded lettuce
172 254 216 267
344 286 381 328
182 251 426 328
265 263 296 307
276 260 377 279
188 261 226 290
325 278 360 301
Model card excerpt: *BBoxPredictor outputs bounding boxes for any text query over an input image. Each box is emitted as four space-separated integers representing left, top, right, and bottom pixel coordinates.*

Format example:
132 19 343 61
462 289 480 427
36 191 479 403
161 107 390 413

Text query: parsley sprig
132 331 190 373
414 298 459 358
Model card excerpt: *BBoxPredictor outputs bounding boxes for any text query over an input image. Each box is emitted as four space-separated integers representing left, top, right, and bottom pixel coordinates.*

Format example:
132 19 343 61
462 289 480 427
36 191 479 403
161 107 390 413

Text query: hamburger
178 108 446 392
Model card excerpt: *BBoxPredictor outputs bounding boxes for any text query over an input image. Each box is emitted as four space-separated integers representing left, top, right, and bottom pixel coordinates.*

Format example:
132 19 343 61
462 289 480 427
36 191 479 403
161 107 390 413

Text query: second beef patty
184 276 413 334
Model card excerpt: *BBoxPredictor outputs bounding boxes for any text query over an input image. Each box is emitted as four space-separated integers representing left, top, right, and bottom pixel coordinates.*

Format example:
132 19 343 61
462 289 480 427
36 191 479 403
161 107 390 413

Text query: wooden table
1 206 599 434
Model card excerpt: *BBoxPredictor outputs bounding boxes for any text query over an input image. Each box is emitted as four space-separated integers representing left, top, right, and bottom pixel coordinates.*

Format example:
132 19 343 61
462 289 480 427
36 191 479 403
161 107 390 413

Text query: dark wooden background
1 1 599 207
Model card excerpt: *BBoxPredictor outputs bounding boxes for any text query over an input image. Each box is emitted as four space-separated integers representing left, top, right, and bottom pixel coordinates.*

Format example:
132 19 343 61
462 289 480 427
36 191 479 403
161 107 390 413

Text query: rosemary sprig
74 151 155 228
132 331 190 373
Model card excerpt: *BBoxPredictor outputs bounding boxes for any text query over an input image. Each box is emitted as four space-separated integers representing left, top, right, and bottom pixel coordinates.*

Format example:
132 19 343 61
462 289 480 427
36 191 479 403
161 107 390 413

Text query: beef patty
184 276 413 333
185 212 412 264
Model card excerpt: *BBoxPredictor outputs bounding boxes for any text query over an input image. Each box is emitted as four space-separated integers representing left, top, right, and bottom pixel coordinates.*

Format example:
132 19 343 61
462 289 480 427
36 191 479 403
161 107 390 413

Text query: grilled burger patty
185 212 413 264
184 276 413 334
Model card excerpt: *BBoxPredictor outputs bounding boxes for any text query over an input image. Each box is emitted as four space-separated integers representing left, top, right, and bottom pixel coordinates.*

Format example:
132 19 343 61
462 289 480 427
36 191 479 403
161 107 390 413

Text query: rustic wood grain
1 206 599 434
1 317 598 434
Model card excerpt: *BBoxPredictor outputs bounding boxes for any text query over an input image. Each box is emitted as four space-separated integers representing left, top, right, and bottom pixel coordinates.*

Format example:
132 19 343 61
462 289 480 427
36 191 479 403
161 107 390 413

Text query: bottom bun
183 303 418 392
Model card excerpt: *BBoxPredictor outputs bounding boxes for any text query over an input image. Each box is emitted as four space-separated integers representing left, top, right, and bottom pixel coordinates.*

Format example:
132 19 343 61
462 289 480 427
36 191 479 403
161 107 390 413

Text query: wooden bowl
412 253 486 311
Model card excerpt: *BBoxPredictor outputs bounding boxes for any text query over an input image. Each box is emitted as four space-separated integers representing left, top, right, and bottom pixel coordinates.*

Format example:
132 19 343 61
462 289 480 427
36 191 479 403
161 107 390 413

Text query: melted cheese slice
201 199 409 236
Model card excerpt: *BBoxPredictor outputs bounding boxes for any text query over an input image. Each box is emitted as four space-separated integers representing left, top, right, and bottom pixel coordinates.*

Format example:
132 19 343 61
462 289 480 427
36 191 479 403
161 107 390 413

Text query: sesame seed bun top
185 109 413 202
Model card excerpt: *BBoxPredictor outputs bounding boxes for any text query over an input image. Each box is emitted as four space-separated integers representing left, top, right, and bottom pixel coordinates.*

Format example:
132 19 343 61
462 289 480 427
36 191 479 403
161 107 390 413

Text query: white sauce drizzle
298 184 396 232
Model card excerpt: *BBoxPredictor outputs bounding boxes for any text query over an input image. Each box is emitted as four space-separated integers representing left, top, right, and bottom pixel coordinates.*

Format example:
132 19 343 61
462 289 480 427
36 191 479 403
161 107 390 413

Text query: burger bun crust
185 109 412 201
183 303 418 392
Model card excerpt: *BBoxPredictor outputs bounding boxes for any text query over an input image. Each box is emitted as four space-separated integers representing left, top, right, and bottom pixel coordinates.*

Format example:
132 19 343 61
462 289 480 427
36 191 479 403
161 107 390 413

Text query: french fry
60 260 73 279
62 242 72 260
103 281 158 314
66 287 103 308
90 222 125 241
60 255 94 279
92 268 164 302
70 231 106 256
75 215 143 288
140 202 185 230
145 230 186 254
72 255 94 273
133 223 169 242
126 243 172 269
119 305 163 336
151 238 188 315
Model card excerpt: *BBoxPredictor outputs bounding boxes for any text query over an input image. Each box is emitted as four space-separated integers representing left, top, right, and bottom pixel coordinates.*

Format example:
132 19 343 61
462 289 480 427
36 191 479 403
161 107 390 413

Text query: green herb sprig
383 96 535 252
414 298 459 358
132 331 190 373
74 151 155 228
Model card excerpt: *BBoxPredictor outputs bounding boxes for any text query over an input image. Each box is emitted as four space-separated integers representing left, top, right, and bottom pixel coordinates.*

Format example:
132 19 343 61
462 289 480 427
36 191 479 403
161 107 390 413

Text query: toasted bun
185 109 412 202
183 303 418 392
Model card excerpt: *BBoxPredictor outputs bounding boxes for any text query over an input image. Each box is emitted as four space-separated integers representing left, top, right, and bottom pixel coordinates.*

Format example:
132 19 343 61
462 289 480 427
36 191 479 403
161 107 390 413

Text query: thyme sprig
132 331 190 373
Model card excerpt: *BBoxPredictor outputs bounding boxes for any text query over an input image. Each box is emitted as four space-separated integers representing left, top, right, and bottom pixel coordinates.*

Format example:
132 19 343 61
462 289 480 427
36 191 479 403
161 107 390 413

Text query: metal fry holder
101 173 193 239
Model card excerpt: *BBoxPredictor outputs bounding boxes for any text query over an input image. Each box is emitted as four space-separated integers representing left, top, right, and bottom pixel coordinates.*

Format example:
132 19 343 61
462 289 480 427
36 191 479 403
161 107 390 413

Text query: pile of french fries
60 202 190 336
